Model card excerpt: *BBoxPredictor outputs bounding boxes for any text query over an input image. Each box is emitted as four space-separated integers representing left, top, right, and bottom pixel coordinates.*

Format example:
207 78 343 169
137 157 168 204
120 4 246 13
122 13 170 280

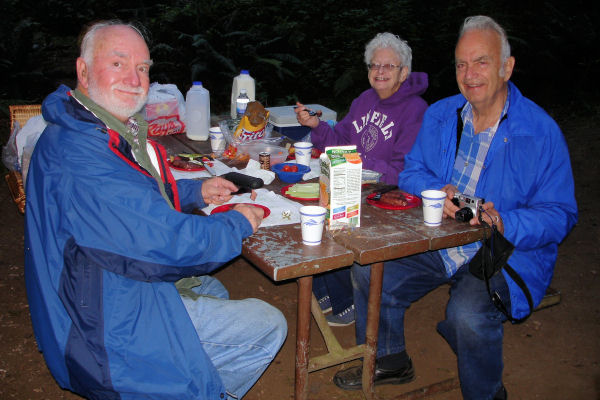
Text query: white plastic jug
230 70 255 119
185 82 210 141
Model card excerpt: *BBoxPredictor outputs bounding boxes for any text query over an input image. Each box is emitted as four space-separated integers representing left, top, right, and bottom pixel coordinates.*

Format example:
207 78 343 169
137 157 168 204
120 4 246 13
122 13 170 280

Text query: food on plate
284 183 319 199
379 190 409 207
168 154 212 171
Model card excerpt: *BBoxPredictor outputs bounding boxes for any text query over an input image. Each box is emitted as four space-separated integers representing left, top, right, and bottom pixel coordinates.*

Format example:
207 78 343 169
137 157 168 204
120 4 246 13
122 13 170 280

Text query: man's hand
441 184 459 219
201 177 238 205
472 201 504 234
295 101 320 128
232 204 264 233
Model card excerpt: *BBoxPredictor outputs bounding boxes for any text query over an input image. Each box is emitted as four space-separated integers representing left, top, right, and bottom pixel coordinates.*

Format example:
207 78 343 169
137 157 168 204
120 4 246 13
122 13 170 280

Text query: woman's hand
295 101 320 128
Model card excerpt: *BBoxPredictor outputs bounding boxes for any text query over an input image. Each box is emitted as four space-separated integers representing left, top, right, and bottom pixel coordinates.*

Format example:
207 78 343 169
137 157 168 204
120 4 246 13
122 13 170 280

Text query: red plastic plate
366 192 421 210
210 203 271 218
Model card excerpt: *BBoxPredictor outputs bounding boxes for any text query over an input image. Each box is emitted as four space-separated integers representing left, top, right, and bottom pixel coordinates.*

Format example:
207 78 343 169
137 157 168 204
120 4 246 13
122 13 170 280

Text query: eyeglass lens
368 64 401 71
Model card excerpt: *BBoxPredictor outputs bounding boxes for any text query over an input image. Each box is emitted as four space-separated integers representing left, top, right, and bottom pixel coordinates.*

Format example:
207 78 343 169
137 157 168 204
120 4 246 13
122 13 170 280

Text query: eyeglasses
367 63 402 72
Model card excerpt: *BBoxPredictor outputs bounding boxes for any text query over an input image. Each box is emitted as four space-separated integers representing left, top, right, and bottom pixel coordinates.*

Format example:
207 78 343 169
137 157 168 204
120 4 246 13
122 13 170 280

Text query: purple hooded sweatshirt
311 72 428 184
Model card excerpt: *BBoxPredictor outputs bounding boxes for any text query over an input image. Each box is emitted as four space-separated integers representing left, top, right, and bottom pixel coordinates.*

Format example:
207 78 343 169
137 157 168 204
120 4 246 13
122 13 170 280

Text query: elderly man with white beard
24 20 286 400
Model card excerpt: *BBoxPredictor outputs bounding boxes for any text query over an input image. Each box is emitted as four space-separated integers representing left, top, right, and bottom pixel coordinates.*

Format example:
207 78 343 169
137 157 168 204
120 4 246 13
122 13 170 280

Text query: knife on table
178 154 216 176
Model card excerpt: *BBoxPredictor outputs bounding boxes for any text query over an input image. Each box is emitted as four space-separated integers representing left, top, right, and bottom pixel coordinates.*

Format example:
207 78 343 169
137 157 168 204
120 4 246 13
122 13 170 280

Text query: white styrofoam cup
421 190 447 226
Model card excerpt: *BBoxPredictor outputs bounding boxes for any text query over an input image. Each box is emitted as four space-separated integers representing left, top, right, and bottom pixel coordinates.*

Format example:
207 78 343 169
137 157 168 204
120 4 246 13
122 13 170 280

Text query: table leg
362 262 384 400
295 276 313 400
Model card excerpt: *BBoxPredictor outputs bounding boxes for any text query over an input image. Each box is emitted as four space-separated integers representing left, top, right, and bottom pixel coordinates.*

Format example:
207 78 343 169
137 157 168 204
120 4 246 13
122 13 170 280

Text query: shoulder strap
503 264 534 322
455 105 466 158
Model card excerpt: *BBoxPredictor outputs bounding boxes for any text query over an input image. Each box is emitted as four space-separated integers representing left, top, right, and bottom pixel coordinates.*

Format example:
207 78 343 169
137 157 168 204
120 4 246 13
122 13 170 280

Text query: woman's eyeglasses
367 63 402 72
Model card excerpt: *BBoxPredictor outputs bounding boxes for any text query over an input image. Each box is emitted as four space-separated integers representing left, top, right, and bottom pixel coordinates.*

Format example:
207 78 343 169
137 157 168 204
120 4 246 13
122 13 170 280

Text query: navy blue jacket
25 85 253 399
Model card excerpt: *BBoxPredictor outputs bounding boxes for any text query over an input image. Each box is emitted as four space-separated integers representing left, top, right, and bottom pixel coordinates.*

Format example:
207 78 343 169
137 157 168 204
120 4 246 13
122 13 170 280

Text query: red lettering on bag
148 115 185 136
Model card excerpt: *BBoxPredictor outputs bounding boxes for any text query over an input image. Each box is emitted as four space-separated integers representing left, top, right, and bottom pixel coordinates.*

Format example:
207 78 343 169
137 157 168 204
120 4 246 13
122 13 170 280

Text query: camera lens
455 207 474 222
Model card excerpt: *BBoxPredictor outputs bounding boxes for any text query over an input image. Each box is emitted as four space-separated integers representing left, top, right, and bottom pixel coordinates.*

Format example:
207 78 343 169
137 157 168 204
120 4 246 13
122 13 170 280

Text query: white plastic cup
209 126 225 155
294 142 313 166
421 190 447 226
299 206 327 245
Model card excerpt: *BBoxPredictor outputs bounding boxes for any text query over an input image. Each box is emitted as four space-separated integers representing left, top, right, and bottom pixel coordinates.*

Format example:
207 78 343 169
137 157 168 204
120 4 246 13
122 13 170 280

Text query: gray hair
364 32 412 73
459 15 511 67
80 20 149 66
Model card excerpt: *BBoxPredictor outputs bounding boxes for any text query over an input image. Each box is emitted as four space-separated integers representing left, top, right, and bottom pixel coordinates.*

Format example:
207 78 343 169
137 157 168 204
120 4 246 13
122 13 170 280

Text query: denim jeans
312 266 354 314
351 251 510 400
181 276 287 399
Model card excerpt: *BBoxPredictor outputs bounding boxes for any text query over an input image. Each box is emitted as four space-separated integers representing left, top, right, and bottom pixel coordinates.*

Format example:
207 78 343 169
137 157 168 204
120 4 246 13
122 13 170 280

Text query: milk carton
319 145 362 229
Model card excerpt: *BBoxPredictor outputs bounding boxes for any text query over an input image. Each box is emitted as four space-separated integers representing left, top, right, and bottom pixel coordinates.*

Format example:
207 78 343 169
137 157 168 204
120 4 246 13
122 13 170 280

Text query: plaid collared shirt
439 90 510 277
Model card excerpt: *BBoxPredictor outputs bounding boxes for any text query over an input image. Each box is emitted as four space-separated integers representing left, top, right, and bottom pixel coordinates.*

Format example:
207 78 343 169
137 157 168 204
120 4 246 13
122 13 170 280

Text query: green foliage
0 0 597 119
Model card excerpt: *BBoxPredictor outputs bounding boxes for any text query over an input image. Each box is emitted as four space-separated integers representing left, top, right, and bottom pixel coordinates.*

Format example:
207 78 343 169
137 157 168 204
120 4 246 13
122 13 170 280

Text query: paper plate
366 192 421 210
281 184 319 201
167 156 210 172
211 203 271 218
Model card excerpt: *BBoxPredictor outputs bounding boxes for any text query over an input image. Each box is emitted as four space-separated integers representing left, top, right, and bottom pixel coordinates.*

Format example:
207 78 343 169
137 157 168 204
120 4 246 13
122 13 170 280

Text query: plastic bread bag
144 83 186 136
2 115 47 172
2 121 21 171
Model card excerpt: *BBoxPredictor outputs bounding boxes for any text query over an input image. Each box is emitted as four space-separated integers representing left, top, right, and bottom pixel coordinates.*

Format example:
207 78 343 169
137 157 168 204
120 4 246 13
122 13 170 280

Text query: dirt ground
0 112 598 400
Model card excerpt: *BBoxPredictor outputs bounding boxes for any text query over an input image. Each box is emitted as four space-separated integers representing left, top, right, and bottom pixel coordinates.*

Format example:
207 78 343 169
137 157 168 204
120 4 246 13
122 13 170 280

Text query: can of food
259 152 271 170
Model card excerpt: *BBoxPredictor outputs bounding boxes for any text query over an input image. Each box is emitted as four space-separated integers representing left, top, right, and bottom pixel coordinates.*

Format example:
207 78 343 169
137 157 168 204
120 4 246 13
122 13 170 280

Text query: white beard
88 81 147 120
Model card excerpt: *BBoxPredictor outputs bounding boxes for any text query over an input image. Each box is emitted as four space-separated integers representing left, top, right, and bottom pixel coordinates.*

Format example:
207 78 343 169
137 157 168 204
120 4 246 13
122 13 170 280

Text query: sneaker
318 295 332 313
326 304 355 326
333 358 415 390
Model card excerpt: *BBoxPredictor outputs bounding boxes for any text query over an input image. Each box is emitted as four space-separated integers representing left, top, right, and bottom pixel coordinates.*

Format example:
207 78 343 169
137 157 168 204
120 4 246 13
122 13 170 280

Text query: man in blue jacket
24 20 286 399
333 15 577 399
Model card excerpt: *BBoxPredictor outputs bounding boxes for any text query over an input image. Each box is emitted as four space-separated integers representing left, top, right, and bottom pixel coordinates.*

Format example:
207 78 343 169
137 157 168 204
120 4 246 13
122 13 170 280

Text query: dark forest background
0 0 598 121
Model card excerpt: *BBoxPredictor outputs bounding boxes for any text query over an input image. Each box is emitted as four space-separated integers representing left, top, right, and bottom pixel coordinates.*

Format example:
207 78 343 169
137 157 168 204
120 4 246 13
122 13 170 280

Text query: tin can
259 152 271 170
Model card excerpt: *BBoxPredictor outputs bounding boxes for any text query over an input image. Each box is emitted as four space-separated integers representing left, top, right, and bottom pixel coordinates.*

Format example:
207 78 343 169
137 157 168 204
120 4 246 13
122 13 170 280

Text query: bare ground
0 112 598 399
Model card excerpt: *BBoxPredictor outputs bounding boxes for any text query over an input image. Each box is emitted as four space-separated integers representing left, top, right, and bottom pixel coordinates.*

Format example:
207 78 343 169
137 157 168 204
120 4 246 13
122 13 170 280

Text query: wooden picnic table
152 133 486 400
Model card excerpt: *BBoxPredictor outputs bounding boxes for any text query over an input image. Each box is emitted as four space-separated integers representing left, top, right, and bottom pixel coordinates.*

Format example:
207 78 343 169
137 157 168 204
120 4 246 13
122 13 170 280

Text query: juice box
319 145 362 229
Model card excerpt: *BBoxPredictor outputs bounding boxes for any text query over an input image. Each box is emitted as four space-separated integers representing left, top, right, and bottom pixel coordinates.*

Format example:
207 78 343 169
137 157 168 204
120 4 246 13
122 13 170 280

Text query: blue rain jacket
398 82 578 320
24 85 253 399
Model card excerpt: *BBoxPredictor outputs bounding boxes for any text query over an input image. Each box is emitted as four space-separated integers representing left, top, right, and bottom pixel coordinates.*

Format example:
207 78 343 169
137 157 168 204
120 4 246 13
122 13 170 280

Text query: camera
452 193 485 222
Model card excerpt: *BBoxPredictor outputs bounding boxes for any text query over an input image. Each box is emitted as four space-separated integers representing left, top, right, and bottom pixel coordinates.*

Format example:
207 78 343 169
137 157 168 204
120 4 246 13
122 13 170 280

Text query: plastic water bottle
236 89 250 118
230 70 255 119
185 81 210 141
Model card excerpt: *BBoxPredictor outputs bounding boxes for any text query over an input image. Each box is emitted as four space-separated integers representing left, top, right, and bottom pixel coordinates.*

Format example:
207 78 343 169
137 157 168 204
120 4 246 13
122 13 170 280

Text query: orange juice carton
319 145 362 229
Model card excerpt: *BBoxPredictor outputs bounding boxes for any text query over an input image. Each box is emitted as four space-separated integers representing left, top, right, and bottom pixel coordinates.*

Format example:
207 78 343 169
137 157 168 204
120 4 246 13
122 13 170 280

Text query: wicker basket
9 104 42 132
5 104 42 214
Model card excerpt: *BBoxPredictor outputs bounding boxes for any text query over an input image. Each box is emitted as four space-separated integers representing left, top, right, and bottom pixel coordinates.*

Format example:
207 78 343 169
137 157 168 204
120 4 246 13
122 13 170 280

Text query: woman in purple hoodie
296 33 428 326
296 32 428 185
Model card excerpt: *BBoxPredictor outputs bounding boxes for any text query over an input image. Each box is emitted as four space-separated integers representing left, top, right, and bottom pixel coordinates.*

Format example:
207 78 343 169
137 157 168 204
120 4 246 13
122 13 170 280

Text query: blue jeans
181 276 287 399
351 251 510 400
312 266 354 314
